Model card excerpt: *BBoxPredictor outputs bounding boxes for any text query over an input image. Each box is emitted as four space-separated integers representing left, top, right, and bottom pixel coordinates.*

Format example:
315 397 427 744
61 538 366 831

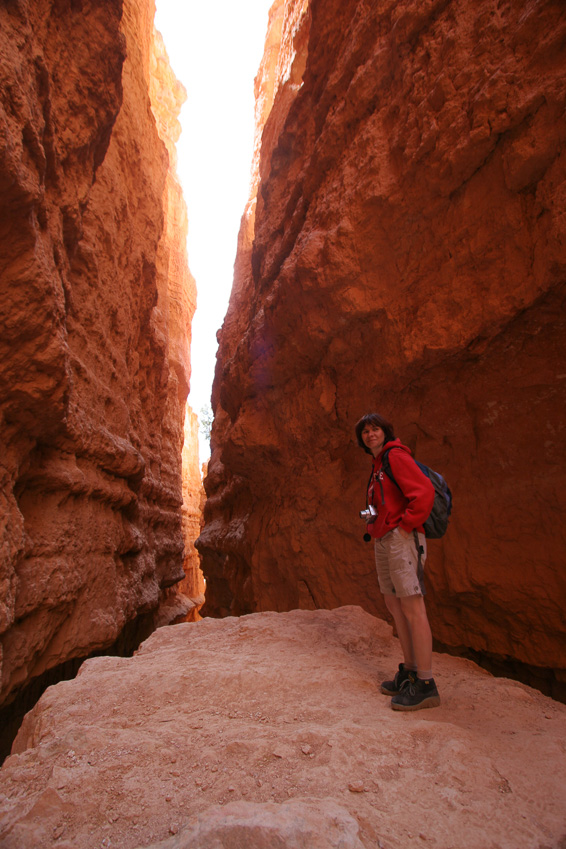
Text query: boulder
0 607 565 849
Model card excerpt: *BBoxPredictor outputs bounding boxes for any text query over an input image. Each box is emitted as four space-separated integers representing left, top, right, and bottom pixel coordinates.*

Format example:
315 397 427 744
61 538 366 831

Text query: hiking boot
380 663 416 696
391 677 440 711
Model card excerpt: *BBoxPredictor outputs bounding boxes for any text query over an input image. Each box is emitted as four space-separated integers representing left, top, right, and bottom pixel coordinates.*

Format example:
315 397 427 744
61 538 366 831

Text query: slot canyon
1 0 565 847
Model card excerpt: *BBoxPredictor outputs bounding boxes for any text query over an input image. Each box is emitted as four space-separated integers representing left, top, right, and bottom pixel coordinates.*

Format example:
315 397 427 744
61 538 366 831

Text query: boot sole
380 685 399 696
391 695 441 711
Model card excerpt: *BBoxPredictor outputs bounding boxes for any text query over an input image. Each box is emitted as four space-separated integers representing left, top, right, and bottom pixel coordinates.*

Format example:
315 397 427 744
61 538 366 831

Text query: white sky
154 0 274 460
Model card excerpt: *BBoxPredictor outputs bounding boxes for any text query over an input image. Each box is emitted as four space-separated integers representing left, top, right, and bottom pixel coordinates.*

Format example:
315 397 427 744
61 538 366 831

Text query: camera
359 505 377 523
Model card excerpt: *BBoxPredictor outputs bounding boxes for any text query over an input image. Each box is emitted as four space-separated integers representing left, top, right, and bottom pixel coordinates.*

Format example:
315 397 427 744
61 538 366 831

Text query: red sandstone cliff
178 406 206 622
0 0 197 712
199 0 566 696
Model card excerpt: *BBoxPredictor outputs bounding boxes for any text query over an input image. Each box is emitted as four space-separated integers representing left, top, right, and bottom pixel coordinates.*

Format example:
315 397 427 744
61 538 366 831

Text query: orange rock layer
179 406 206 621
199 0 566 694
0 0 197 709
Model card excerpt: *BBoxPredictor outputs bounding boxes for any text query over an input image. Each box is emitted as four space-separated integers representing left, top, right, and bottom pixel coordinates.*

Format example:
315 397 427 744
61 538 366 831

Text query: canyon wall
178 406 206 623
0 0 197 714
199 0 566 695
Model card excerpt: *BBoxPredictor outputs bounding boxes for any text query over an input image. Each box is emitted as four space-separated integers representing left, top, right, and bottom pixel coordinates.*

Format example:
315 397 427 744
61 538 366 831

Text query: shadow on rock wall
198 0 566 698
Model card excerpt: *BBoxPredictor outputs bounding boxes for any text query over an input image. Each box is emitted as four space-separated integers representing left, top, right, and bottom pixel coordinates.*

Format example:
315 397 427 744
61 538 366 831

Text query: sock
417 670 433 681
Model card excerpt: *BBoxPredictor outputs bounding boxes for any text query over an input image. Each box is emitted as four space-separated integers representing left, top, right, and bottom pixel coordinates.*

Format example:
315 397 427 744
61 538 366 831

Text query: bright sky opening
154 0 274 461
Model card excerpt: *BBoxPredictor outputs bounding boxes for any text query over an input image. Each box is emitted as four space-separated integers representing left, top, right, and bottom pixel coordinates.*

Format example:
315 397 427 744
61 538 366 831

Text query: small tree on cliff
199 404 213 446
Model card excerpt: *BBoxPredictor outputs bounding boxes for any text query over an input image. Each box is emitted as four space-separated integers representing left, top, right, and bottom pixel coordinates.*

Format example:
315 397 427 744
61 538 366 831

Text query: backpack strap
365 467 373 508
380 447 422 499
380 447 400 491
413 528 425 583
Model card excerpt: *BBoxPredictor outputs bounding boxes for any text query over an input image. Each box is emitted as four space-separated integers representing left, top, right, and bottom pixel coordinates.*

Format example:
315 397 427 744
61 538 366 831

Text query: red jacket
367 439 435 539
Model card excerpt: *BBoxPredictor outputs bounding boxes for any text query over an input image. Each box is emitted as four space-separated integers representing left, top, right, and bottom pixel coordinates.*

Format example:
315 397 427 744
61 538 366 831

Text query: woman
355 412 441 711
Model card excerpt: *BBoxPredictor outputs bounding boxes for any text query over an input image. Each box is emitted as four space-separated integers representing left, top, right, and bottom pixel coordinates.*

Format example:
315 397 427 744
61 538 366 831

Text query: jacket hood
372 438 412 464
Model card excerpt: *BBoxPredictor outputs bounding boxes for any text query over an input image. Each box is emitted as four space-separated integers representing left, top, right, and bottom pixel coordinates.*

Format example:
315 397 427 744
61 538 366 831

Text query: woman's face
361 423 385 456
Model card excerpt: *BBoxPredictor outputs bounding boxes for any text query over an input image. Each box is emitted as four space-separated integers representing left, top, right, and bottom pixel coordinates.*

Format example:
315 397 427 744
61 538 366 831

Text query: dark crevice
433 639 566 704
0 609 159 766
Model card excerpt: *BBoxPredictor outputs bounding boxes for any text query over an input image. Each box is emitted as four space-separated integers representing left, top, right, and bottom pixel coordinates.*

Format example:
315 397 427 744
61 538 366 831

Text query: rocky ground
0 606 565 849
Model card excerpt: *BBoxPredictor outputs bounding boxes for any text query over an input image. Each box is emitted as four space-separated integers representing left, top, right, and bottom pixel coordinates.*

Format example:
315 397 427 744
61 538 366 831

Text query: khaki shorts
374 527 427 597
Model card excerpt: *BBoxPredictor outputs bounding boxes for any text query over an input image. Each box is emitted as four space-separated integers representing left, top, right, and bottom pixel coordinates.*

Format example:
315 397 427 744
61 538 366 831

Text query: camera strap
365 468 373 508
366 464 385 508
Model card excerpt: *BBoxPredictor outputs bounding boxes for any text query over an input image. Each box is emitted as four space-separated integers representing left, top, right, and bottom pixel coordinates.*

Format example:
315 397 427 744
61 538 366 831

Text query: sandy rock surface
0 607 564 849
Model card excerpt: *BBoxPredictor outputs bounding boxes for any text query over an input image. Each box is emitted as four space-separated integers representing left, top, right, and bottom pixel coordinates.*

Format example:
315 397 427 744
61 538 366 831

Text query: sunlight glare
154 0 274 460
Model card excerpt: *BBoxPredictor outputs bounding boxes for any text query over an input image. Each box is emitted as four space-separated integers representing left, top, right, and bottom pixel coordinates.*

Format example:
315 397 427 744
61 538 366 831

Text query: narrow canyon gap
197 0 566 698
1 1 566 846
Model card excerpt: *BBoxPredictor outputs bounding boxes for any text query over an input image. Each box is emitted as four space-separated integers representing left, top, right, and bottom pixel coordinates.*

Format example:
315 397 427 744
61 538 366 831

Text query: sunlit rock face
179 407 206 622
199 0 566 694
0 0 196 709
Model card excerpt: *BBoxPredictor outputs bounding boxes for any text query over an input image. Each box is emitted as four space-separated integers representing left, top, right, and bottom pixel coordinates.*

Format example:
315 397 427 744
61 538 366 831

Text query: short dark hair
354 413 396 454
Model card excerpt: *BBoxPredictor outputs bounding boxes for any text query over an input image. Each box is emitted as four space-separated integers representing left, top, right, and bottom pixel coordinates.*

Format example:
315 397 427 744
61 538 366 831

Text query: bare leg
398 594 433 677
384 594 415 668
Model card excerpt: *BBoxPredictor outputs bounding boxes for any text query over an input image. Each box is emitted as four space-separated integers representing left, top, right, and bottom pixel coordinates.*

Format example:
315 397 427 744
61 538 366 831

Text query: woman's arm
388 450 434 534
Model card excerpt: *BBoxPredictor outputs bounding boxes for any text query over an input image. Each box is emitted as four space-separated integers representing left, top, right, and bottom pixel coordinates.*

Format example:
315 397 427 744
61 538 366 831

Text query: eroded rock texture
0 0 196 711
1 607 565 849
199 0 566 694
178 406 205 622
